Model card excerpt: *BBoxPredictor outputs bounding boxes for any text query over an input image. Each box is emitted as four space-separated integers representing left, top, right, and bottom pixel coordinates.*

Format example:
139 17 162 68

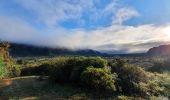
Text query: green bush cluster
19 57 165 97
0 55 8 79
20 57 116 94
8 64 21 77
81 67 116 94
0 55 21 79
148 59 170 73
49 57 108 83
109 59 164 97
21 63 51 76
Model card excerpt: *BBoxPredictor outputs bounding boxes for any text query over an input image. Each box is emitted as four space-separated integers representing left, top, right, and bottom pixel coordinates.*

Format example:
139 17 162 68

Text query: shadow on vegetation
0 76 89 100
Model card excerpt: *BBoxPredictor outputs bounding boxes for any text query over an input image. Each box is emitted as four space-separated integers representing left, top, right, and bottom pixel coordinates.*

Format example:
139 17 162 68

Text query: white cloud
113 7 139 25
1 0 170 53
16 0 137 27
16 0 94 27
89 0 118 22
1 15 170 53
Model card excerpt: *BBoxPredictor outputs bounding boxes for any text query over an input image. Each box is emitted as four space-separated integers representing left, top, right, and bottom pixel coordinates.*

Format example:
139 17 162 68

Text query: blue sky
0 0 170 53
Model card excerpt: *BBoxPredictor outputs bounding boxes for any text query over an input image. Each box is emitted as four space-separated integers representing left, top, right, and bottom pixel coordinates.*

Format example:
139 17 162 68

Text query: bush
0 55 20 78
80 67 116 94
83 57 107 68
21 63 52 76
8 64 21 77
16 57 167 98
69 57 107 82
118 65 149 96
0 55 8 79
148 60 170 73
20 57 107 80
109 59 164 97
49 57 108 83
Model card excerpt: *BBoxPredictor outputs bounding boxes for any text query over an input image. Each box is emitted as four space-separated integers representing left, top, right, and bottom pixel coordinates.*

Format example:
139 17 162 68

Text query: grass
0 76 89 100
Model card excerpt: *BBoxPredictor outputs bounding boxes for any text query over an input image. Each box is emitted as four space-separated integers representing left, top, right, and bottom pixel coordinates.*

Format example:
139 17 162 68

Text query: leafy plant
0 55 8 79
80 67 116 94
110 59 164 97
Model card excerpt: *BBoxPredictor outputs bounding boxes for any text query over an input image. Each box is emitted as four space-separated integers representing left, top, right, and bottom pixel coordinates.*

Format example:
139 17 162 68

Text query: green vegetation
0 76 89 100
49 57 107 83
0 55 8 79
81 67 116 95
0 43 21 79
109 59 165 97
1 56 170 99
148 59 170 73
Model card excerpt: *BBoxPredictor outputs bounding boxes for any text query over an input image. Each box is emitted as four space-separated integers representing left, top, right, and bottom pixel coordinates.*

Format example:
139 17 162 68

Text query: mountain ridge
9 43 105 57
6 42 170 57
147 44 170 56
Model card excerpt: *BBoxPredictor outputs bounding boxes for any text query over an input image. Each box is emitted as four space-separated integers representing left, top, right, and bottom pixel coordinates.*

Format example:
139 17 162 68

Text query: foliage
0 55 21 78
116 95 143 100
19 57 116 95
110 59 164 97
21 63 51 76
49 57 107 83
153 72 170 98
11 56 169 98
0 55 8 79
148 59 170 73
80 67 116 94
8 64 21 77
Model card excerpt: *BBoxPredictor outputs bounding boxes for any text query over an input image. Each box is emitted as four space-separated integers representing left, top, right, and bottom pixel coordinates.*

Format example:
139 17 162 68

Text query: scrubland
0 56 170 100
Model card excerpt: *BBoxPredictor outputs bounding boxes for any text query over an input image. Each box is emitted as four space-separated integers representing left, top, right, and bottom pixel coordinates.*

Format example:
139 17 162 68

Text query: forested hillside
9 43 103 57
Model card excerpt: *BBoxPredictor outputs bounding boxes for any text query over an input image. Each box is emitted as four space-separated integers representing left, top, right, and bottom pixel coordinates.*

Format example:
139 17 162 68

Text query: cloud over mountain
0 0 170 53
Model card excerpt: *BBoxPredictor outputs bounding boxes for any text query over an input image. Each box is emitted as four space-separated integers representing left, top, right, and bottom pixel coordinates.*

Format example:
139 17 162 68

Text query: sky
0 0 170 53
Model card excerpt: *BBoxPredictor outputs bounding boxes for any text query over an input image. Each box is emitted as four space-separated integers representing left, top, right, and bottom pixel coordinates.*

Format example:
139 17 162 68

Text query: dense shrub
148 60 170 73
0 55 20 78
20 57 107 82
155 73 170 98
49 57 108 83
8 64 21 77
21 63 52 76
18 57 166 98
0 55 8 79
70 57 107 82
110 59 164 97
80 67 116 94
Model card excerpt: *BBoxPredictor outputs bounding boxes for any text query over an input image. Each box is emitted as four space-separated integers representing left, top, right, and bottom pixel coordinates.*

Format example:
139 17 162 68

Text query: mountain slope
9 43 103 57
147 44 170 56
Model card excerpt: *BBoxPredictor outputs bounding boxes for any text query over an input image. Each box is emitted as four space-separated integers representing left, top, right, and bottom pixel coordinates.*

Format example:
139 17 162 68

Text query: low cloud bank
0 0 170 53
